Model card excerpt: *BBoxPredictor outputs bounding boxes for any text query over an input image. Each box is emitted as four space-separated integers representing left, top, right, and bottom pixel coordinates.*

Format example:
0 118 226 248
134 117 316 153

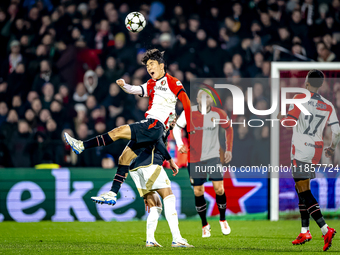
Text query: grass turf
0 220 339 254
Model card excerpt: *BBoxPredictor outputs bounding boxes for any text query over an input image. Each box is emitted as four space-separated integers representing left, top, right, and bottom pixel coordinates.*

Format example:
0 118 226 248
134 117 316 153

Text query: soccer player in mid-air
64 49 194 205
128 117 194 248
278 70 340 251
173 89 233 237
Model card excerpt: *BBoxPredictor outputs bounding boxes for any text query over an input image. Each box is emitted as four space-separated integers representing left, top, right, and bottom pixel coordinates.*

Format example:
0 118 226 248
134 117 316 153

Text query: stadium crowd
0 0 339 168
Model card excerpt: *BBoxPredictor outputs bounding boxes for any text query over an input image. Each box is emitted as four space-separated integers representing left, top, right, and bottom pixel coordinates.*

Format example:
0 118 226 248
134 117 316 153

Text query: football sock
301 227 309 234
164 195 182 241
110 165 129 193
321 224 329 236
300 190 327 232
83 133 113 149
297 190 309 233
216 193 227 221
147 206 162 242
195 195 208 227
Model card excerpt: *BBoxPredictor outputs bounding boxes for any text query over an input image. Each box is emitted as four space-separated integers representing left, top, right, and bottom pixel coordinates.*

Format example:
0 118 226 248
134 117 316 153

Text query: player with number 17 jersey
285 93 339 164
279 70 340 251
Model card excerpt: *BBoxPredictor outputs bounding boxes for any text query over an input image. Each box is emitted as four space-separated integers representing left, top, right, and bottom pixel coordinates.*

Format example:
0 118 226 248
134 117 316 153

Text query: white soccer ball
125 12 146 33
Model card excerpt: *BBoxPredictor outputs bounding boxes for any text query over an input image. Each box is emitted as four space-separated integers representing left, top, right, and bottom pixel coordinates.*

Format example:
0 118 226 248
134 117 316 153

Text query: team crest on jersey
211 117 215 122
161 80 166 86
176 81 182 86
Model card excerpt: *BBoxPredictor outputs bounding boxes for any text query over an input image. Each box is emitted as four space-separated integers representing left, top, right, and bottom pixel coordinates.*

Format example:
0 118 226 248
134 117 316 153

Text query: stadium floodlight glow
201 84 312 116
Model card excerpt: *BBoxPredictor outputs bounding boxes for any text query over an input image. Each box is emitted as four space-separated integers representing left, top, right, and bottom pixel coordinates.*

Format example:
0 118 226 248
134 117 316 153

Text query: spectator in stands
31 98 42 116
104 56 124 82
7 63 26 102
50 99 64 129
0 102 8 126
32 60 60 96
58 85 69 105
73 82 88 104
76 122 103 167
317 41 337 61
41 83 54 109
247 52 264 77
278 27 291 49
290 10 308 39
0 132 13 167
9 119 32 167
81 17 95 49
83 70 107 102
12 95 25 118
0 109 18 146
101 154 115 169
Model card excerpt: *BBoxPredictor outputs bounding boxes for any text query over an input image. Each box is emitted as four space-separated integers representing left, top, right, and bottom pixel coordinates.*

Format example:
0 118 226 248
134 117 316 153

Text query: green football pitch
0 220 339 254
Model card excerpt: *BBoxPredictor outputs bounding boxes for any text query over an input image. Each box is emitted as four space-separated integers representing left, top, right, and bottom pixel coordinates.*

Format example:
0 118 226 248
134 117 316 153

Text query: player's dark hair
141 49 165 68
306 69 325 88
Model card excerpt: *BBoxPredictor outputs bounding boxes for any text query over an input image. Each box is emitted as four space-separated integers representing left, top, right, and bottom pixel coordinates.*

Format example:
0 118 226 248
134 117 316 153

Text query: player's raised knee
109 125 131 141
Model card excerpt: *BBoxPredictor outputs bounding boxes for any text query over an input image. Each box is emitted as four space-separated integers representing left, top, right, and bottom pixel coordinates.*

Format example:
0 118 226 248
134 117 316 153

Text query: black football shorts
129 118 164 144
188 157 224 186
291 159 316 182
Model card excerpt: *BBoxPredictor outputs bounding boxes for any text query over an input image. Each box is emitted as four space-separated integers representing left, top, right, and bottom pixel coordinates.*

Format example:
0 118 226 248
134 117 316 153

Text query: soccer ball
125 12 146 33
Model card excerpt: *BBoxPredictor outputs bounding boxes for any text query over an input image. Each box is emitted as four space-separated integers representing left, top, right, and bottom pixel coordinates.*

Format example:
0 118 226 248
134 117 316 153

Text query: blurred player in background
278 70 340 251
173 89 233 238
64 49 194 206
129 117 194 248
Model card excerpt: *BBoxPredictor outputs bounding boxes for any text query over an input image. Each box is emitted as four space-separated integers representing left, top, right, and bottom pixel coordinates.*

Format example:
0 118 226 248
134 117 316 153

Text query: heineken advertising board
0 168 269 222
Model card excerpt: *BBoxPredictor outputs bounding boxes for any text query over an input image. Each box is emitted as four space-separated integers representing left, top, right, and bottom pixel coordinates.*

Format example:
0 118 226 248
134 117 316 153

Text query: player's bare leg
91 146 138 205
64 125 131 154
212 181 230 235
296 179 336 251
107 125 131 141
193 185 210 237
156 188 194 247
144 192 163 247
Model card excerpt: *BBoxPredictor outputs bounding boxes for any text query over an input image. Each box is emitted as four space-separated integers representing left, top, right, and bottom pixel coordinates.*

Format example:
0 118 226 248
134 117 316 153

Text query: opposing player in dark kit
128 118 194 248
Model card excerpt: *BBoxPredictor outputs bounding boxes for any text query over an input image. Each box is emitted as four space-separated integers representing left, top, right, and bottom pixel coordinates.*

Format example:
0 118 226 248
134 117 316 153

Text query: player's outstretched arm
116 79 146 96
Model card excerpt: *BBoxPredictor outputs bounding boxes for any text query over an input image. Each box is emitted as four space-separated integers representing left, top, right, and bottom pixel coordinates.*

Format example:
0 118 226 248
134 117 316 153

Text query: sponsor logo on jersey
155 86 167 91
176 81 182 86
304 142 323 148
161 80 166 86
211 117 215 122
